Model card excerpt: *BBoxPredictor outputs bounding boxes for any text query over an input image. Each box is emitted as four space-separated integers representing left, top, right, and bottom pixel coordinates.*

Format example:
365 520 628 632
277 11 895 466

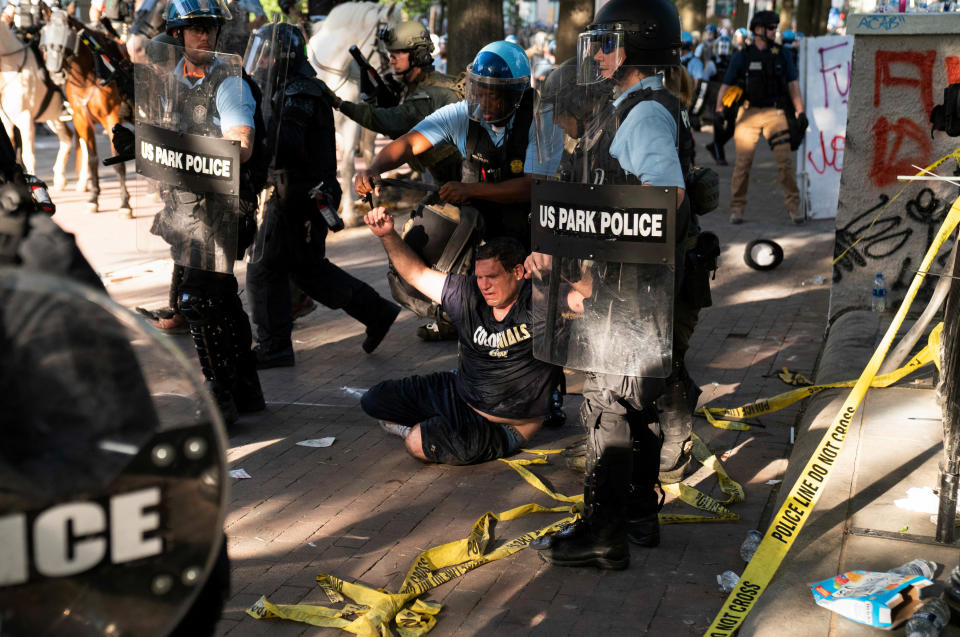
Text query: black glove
103 124 134 166
796 112 809 135
317 79 342 110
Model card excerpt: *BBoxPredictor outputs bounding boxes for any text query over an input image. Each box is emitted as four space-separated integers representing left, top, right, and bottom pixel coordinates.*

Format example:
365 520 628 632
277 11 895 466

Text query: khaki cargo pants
729 105 801 222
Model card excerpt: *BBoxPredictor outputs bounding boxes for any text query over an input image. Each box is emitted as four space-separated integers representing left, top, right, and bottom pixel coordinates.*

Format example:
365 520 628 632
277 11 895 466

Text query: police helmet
505 34 519 44
749 10 779 33
539 58 610 120
243 22 306 98
0 267 230 636
705 23 719 37
165 0 229 33
577 0 682 85
781 29 796 44
681 30 693 47
464 40 530 124
379 20 434 67
714 35 732 57
735 27 750 38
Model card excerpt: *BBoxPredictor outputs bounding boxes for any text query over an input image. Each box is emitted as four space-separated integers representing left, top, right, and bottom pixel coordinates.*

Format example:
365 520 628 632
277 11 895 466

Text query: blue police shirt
173 57 255 131
722 44 798 87
413 101 562 177
608 75 685 189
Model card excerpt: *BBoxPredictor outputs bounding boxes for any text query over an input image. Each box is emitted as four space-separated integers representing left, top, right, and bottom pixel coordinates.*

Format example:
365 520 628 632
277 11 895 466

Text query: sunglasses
591 35 619 54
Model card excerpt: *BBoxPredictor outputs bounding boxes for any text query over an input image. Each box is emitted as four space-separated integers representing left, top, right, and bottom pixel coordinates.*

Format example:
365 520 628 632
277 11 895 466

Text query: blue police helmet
166 0 228 31
781 29 796 43
505 34 519 44
465 40 530 123
735 27 750 38
469 40 531 82
705 24 718 35
681 30 693 45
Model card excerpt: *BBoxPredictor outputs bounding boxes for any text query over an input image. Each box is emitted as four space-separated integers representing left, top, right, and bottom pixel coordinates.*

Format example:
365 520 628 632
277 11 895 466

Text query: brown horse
40 9 130 214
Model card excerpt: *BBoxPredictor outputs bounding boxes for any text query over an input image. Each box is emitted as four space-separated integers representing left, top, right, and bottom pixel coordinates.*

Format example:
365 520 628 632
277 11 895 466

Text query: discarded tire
744 239 784 271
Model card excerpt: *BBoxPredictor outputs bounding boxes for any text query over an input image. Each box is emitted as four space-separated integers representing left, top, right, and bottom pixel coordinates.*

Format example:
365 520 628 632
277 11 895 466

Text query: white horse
307 1 399 226
0 22 72 189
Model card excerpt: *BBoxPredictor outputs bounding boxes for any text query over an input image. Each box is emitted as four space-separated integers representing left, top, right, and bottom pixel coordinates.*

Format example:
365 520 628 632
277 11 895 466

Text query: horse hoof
87 203 99 214
75 182 88 193
53 179 67 191
120 207 133 219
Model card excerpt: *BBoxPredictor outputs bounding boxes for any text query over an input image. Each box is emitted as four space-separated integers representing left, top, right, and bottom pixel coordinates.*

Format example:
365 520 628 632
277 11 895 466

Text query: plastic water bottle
871 273 887 312
740 529 763 563
717 570 740 592
904 598 950 637
889 558 937 579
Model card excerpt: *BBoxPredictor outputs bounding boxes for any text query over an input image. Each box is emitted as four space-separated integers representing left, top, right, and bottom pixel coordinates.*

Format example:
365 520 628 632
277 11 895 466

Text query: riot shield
530 179 677 378
131 0 169 38
0 267 228 636
242 20 289 145
134 40 243 274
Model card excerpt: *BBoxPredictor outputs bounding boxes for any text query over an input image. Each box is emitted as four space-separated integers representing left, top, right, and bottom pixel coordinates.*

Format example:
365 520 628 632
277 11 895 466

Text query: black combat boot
626 404 663 546
181 292 240 425
222 296 265 414
656 362 701 484
537 454 631 570
343 284 401 353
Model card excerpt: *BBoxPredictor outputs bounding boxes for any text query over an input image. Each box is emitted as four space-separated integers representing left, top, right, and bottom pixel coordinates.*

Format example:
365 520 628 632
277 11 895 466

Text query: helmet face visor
464 71 527 124
576 30 623 85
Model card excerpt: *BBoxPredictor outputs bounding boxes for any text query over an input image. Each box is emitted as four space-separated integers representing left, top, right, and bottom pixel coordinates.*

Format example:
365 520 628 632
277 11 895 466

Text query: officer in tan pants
714 10 805 225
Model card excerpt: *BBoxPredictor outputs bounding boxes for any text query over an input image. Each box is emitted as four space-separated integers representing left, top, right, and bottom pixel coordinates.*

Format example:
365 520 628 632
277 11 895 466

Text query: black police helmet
749 10 780 32
588 0 682 67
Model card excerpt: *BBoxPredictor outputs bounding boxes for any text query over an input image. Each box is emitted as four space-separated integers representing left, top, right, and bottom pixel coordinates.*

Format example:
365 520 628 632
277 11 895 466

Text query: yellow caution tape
698 336 937 431
777 367 814 386
660 434 745 523
705 191 960 636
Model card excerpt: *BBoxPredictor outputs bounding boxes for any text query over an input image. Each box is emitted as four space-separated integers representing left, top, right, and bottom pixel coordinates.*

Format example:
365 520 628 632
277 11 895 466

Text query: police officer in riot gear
244 22 400 368
354 40 560 246
317 20 464 342
526 0 708 569
319 20 462 185
146 0 267 425
0 128 232 636
715 9 806 225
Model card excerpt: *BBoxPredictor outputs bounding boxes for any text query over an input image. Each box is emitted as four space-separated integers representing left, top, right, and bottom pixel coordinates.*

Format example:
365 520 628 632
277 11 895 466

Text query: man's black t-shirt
441 274 560 419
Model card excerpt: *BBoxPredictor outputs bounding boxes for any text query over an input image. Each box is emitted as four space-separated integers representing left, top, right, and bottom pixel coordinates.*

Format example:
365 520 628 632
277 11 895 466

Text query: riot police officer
353 39 560 246
149 0 267 424
526 0 700 569
715 10 806 225
319 20 463 341
319 20 462 185
244 22 400 368
0 128 232 637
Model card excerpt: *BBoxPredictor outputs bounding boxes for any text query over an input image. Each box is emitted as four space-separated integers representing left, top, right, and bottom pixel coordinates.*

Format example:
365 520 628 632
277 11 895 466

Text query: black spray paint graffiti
834 187 957 303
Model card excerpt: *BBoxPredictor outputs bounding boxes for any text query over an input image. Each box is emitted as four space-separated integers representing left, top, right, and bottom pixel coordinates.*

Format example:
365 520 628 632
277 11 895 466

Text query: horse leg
115 160 131 218
337 117 361 227
77 121 100 211
45 120 72 190
13 113 35 176
76 136 89 192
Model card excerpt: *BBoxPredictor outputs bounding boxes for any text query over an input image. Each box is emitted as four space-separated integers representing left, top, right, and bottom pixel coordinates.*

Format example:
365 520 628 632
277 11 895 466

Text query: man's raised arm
363 207 446 305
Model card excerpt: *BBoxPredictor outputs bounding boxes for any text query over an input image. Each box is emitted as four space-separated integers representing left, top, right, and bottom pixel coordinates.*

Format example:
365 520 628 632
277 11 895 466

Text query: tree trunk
677 0 708 34
796 0 829 36
780 0 795 31
556 0 593 61
446 0 503 76
734 0 749 28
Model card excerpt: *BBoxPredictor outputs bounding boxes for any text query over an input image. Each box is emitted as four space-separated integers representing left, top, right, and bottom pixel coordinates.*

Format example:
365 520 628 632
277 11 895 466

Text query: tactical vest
180 63 268 203
742 44 787 108
461 87 535 245
561 86 694 187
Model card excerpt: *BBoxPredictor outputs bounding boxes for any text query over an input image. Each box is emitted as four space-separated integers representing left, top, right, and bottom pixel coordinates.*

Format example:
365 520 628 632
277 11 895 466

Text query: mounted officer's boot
656 362 701 484
626 404 663 546
180 292 240 425
535 451 631 570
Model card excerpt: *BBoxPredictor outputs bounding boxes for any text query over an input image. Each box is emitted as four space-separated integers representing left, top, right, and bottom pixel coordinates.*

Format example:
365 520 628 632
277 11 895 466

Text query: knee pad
178 291 220 323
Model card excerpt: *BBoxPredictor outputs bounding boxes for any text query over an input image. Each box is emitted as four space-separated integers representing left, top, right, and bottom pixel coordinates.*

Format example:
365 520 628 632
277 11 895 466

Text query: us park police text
538 204 664 238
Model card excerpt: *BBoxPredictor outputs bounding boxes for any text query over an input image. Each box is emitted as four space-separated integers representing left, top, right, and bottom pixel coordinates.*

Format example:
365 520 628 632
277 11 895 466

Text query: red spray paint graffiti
869 50 937 188
808 132 845 174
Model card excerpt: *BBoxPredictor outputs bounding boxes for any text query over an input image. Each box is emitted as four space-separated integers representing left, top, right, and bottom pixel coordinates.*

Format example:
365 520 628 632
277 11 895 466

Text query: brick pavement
40 125 839 635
